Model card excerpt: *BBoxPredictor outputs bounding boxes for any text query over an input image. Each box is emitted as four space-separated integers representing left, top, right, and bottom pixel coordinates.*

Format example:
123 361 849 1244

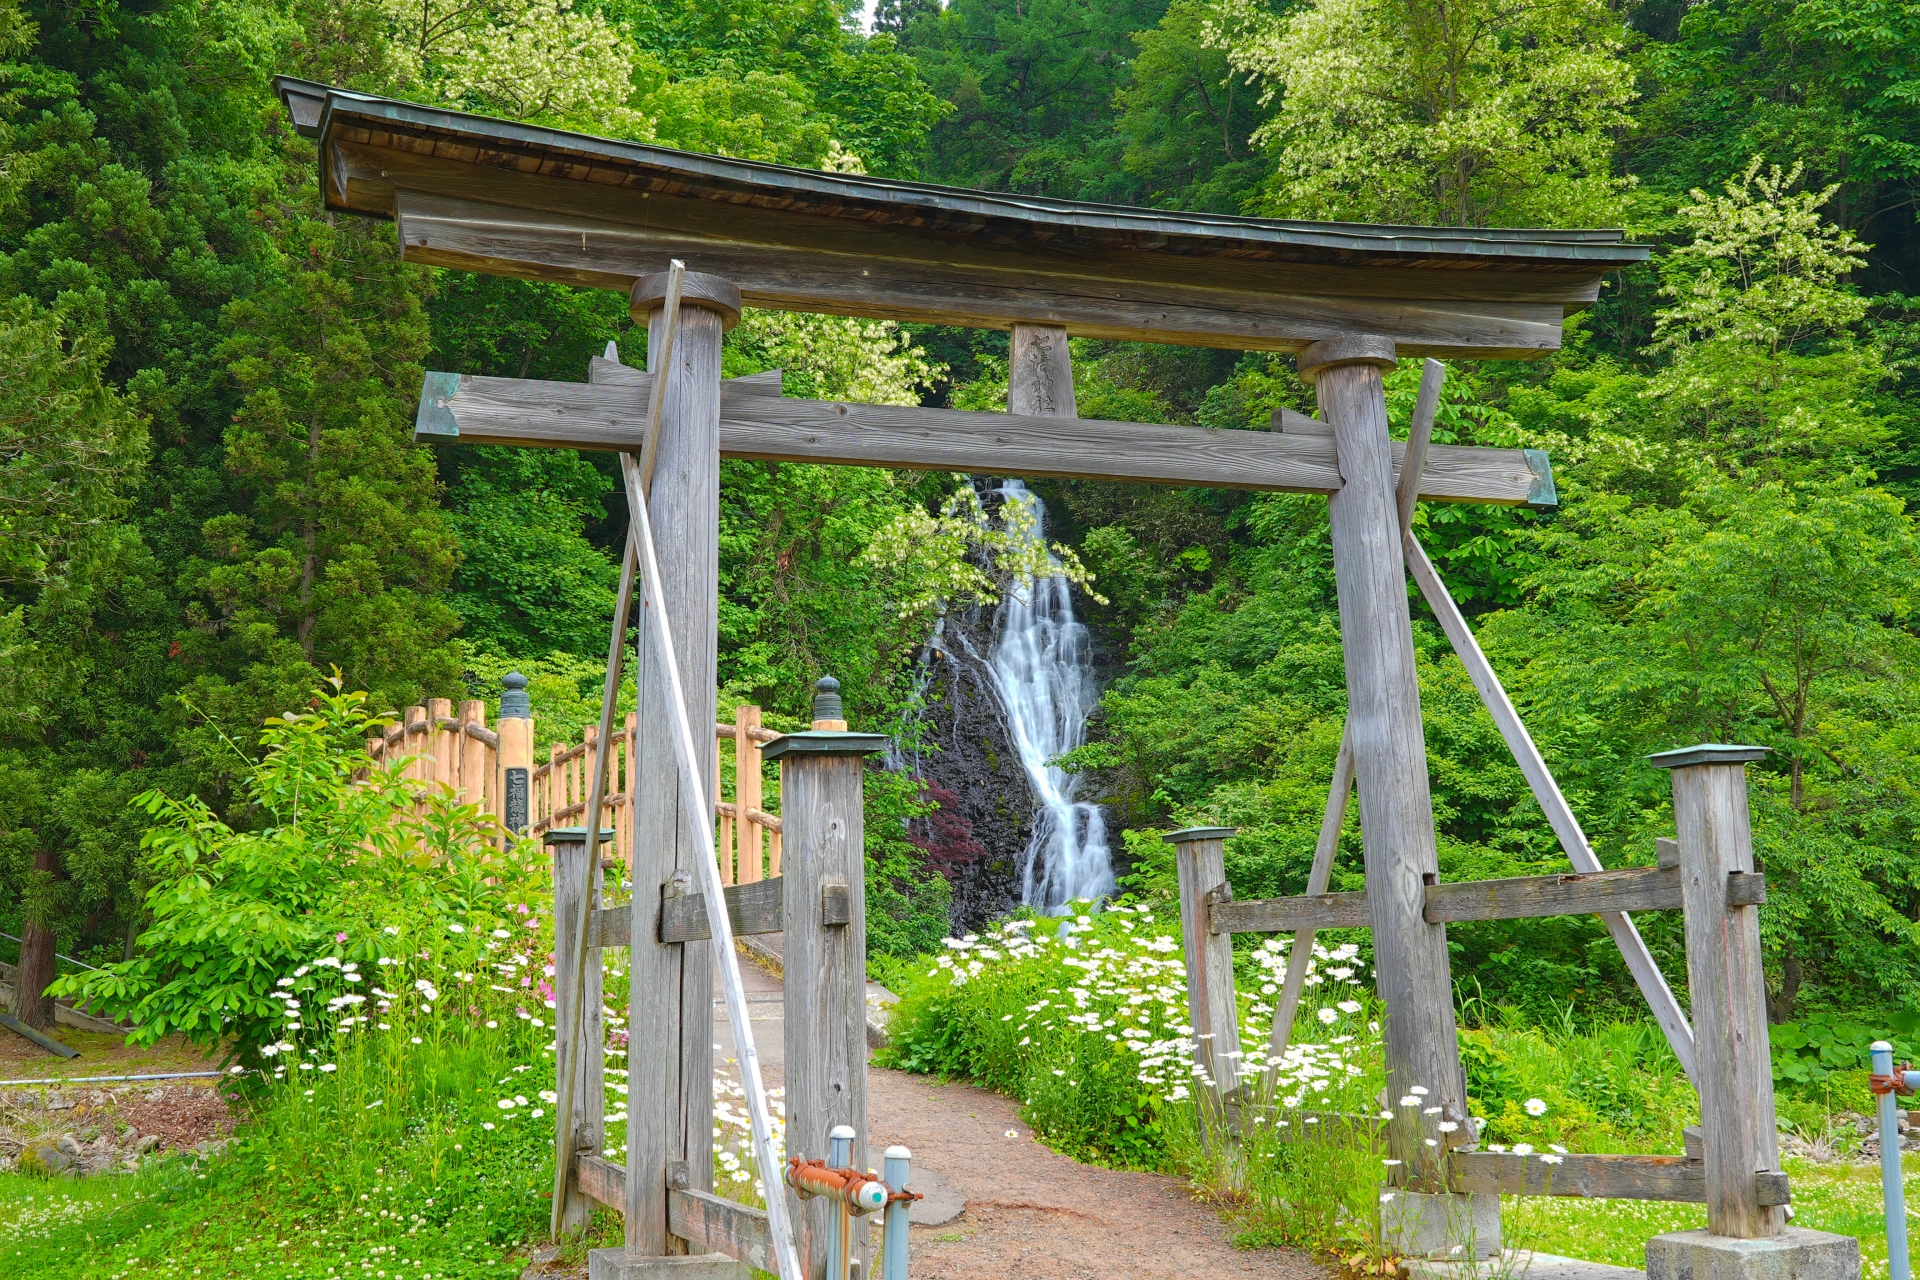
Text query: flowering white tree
1204 0 1635 227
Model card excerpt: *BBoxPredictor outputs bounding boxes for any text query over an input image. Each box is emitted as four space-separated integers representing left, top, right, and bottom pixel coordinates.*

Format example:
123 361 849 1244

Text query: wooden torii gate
273 77 1858 1280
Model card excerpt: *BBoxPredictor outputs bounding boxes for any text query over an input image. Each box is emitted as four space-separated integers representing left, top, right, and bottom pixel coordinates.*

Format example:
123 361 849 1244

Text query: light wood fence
367 681 782 874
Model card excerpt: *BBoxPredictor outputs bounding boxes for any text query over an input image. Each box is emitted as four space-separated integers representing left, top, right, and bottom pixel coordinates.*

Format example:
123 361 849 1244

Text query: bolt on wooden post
1168 827 1242 1117
1649 745 1784 1239
548 825 612 1235
763 677 888 1280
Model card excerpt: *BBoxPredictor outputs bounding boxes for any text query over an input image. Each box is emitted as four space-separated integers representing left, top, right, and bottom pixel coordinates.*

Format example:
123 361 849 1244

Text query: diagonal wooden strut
1265 358 1695 1088
1402 531 1698 1082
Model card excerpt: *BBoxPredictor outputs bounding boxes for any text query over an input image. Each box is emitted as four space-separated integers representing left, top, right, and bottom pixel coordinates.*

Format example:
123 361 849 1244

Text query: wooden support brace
1212 865 1762 931
649 877 785 944
1444 1153 1790 1206
416 368 1556 508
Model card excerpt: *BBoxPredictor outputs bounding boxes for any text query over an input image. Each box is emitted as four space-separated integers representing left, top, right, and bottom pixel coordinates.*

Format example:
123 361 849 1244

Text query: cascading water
978 479 1114 913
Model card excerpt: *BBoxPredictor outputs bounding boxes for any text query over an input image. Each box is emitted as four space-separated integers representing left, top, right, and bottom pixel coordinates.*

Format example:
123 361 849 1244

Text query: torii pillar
1303 337 1494 1259
614 270 745 1280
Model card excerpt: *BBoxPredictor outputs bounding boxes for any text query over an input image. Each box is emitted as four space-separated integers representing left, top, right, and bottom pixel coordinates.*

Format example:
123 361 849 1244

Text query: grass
0 904 604 1279
1511 1157 1916 1279
0 1028 222 1082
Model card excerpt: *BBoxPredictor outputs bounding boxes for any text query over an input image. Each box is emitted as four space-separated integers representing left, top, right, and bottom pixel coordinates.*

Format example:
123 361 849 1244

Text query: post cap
829 1124 857 1140
884 1144 912 1160
761 730 889 761
1646 744 1770 770
542 826 616 846
813 675 844 723
500 672 531 719
1873 1040 1894 1052
1162 826 1237 845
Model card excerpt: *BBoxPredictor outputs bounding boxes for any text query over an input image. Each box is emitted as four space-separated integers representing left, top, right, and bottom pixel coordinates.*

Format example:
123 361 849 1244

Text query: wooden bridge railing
367 674 784 876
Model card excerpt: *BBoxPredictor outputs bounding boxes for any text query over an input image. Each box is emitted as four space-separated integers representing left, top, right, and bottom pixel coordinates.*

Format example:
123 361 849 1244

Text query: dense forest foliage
3 0 1919 1037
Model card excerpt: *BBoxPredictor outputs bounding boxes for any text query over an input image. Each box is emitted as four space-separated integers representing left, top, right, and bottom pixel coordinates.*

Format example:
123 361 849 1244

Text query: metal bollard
828 1124 855 1280
1875 1041 1913 1280
882 1145 912 1280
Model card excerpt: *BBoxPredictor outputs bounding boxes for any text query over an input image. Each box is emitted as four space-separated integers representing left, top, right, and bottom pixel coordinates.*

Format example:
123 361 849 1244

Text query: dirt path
714 950 1326 1280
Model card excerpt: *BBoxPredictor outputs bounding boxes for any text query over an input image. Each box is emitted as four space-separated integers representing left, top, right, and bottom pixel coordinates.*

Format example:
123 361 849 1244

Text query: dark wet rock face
901 610 1032 933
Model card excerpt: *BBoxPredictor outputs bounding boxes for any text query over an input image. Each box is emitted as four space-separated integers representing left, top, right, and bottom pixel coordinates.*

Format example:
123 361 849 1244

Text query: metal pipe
0 930 99 970
1876 1041 1912 1280
882 1146 911 1280
829 1126 856 1280
0 1070 227 1086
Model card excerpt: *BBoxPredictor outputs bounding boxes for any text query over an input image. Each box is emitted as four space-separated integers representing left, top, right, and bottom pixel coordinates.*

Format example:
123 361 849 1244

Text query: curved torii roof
273 77 1646 359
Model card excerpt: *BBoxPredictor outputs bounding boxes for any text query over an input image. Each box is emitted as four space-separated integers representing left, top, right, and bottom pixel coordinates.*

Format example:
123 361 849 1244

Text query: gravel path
715 952 1327 1280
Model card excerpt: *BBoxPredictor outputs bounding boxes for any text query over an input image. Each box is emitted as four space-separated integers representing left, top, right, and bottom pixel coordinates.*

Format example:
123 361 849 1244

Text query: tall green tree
1210 0 1637 226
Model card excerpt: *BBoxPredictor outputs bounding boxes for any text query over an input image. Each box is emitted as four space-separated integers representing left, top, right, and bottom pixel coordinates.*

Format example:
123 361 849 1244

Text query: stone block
1406 1250 1643 1280
1645 1228 1859 1280
587 1250 751 1280
1383 1189 1502 1260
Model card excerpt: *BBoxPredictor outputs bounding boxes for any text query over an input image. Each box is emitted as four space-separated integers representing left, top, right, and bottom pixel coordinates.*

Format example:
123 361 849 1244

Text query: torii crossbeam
270 76 1679 1271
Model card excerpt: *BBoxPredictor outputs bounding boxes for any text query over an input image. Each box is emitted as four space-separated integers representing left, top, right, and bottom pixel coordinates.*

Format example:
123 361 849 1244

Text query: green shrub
53 678 543 1062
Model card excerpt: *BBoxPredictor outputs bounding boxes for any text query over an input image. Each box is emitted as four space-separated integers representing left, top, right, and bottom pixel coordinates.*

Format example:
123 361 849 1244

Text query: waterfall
979 479 1114 913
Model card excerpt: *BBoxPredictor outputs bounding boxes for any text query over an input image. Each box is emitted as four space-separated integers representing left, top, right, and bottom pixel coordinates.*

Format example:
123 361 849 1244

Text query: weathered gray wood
820 881 851 926
1445 1153 1789 1207
1395 360 1446 534
625 295 727 1257
1424 867 1683 923
0 1009 78 1058
1216 866 1763 932
1403 531 1698 1084
669 1189 776 1272
551 833 607 1233
1727 871 1767 907
589 903 628 950
1264 731 1354 1067
551 444 636 1238
1213 890 1372 934
781 749 874 1280
656 877 785 943
1009 323 1077 417
1170 829 1243 1107
578 1153 626 1210
379 187 1583 359
1309 337 1469 1187
1660 748 1785 1238
1657 837 1681 869
415 370 1553 508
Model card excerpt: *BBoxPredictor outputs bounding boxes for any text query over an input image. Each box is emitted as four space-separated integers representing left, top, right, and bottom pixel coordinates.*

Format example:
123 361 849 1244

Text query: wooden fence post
1651 745 1781 1237
428 697 453 795
1168 826 1242 1114
459 700 488 809
498 673 533 836
763 677 888 1280
1305 336 1488 1258
736 705 764 884
549 825 611 1234
1644 744 1860 1280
